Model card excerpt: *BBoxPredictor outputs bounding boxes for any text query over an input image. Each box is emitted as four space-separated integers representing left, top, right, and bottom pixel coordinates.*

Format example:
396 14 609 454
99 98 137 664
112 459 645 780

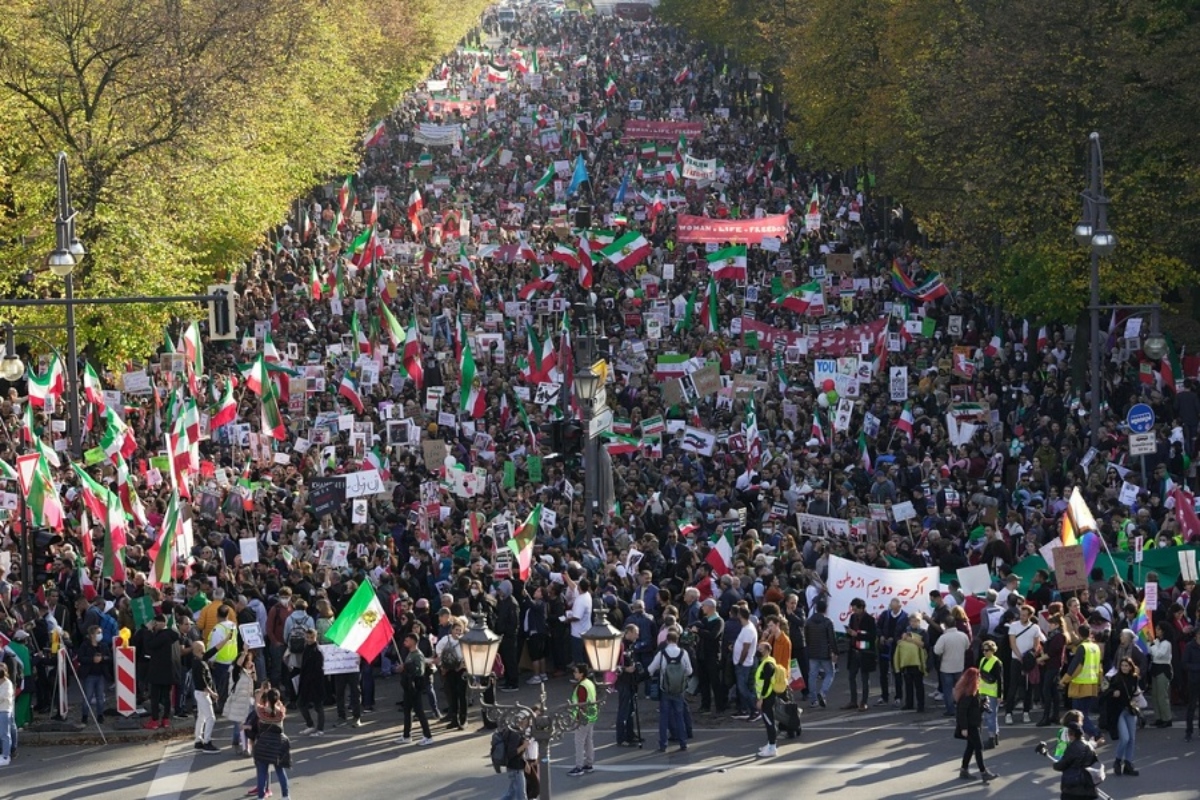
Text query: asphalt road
4 678 1196 800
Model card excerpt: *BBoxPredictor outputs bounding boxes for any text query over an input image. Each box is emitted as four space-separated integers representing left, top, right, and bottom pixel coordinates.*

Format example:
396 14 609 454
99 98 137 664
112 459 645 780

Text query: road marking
554 761 894 773
145 741 195 800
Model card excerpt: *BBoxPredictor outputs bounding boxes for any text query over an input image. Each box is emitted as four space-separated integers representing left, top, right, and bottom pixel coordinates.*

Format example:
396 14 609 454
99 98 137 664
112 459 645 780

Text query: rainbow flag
1131 598 1154 653
890 261 949 303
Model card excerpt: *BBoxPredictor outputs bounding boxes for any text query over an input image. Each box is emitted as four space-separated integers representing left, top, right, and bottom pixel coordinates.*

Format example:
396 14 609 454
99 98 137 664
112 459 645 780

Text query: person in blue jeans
804 597 838 708
75 625 111 725
649 630 693 752
0 662 17 766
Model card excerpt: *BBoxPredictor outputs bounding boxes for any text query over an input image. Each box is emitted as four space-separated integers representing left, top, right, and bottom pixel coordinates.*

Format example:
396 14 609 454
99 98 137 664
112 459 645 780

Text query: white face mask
92 634 102 643
471 589 480 597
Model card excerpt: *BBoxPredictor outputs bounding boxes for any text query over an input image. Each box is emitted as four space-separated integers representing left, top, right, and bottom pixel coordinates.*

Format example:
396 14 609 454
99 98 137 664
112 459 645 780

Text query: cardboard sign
239 623 265 650
308 477 345 517
1055 544 1087 591
319 645 361 675
422 438 448 469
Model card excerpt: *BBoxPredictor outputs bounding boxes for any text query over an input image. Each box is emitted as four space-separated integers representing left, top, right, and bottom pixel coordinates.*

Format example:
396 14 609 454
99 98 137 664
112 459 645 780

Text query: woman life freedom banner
825 554 940 632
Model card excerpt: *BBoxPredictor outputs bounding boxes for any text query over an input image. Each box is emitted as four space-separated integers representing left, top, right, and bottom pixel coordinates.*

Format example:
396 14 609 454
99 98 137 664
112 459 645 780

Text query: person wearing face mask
75 624 111 726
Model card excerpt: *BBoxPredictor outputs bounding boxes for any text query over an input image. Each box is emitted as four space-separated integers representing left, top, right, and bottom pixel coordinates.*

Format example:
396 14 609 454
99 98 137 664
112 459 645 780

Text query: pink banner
622 120 705 141
739 317 887 357
676 214 790 245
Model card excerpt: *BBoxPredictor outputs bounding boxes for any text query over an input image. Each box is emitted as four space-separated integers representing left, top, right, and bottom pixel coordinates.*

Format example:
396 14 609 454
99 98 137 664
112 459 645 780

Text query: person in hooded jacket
143 615 182 730
494 580 521 691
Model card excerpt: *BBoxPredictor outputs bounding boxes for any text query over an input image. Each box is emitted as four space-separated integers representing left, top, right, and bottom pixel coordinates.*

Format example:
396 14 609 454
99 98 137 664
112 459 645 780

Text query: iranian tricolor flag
404 313 424 390
602 433 640 455
533 164 555 195
309 262 322 300
983 330 1003 357
577 238 594 289
604 75 617 97
774 282 825 315
381 303 405 348
261 380 287 440
507 504 542 580
325 579 393 663
459 331 477 414
182 320 204 392
211 378 237 428
705 525 735 576
362 120 387 148
240 354 269 396
674 66 691 85
897 403 914 441
99 405 137 459
744 396 761 471
407 190 424 236
599 231 651 272
858 431 873 473
706 245 747 280
148 488 184 588
17 452 64 532
550 243 581 270
26 354 65 408
339 372 365 414
83 362 106 407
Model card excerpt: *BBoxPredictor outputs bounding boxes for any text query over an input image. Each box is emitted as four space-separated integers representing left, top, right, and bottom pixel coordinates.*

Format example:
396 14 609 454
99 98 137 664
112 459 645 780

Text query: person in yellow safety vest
753 640 780 759
978 640 1003 749
205 606 240 716
1060 624 1103 741
567 664 597 777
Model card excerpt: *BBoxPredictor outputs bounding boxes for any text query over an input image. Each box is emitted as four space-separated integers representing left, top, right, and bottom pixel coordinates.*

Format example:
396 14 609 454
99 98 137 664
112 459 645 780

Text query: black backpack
287 619 312 654
490 728 518 773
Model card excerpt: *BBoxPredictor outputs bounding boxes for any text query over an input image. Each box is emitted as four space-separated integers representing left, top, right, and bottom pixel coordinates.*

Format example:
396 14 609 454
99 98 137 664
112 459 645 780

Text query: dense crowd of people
1 4 1199 798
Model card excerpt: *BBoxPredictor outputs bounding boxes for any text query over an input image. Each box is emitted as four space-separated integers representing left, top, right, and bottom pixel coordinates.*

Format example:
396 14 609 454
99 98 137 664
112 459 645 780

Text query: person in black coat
843 598 878 711
296 628 325 735
1049 723 1100 799
691 598 725 713
954 667 996 782
143 617 183 728
493 580 521 691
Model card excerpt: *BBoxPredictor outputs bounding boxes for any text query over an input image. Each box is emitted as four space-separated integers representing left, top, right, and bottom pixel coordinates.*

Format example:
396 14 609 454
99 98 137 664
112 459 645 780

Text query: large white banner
413 123 462 147
682 154 717 182
825 555 940 632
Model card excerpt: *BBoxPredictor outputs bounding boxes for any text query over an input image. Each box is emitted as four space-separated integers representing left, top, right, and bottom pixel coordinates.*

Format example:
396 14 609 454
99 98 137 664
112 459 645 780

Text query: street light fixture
580 611 623 674
459 613 503 679
572 370 599 405
1143 332 1168 361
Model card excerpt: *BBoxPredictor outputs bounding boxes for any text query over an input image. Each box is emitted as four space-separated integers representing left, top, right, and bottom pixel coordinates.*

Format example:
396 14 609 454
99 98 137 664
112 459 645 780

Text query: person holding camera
615 624 641 746
1040 722 1100 799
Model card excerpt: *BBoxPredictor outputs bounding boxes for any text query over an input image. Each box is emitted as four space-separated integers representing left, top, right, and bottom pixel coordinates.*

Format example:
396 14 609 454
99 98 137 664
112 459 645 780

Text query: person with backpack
491 724 527 800
753 639 780 758
396 632 433 747
282 599 314 704
647 628 692 753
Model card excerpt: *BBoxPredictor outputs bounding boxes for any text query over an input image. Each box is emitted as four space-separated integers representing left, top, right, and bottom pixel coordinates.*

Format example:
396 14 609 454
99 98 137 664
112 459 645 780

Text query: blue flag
567 155 589 196
614 166 630 205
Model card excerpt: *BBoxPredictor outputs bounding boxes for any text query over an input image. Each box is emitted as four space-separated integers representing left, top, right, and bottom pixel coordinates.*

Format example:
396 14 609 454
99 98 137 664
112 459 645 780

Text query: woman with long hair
1103 656 1142 776
953 667 997 782
250 685 291 800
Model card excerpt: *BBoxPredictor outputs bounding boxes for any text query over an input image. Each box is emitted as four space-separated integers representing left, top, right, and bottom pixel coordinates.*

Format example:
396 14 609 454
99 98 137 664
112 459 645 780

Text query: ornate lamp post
460 610 622 799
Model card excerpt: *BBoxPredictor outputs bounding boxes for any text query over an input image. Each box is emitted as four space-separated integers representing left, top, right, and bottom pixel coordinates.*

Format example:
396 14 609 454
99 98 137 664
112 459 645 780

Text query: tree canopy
657 0 1200 323
0 0 490 364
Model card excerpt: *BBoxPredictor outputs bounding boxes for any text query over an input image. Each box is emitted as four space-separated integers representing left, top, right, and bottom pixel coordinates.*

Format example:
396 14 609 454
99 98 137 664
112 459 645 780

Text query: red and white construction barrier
114 646 137 717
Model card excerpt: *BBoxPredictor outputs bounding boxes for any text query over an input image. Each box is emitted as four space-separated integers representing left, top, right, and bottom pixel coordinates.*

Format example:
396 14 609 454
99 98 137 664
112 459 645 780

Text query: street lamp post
1074 132 1117 448
46 152 86 458
573 368 599 549
461 610 622 800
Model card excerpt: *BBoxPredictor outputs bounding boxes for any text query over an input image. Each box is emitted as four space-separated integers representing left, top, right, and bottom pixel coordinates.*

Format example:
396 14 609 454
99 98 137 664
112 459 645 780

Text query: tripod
51 645 107 744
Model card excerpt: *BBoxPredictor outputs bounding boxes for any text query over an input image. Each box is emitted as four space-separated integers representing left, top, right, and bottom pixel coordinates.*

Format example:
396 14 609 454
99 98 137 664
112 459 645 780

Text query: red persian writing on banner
739 317 887 358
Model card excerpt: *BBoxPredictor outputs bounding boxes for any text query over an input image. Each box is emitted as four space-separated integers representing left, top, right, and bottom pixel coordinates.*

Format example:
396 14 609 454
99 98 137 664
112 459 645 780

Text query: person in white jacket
1149 634 1175 726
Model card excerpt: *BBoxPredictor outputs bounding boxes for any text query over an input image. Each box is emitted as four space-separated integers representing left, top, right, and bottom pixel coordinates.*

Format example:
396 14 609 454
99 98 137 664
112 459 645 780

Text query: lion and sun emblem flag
325 580 392 662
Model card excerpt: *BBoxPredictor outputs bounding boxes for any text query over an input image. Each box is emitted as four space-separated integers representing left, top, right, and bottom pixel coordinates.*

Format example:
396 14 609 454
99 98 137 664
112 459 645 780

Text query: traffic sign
589 408 613 439
1129 432 1156 456
1127 403 1155 434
